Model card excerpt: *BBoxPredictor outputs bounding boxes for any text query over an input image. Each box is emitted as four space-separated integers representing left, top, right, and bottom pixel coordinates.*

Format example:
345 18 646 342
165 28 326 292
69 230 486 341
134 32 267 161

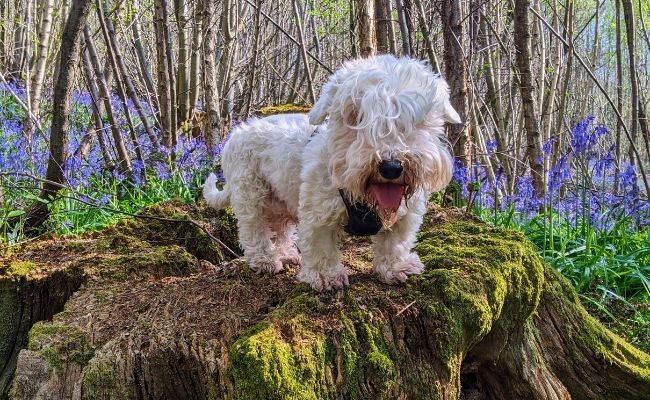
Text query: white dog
203 55 460 291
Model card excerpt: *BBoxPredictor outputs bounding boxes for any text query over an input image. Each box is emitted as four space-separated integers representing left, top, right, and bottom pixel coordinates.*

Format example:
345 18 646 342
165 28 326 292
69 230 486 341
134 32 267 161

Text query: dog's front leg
296 223 348 291
371 203 426 284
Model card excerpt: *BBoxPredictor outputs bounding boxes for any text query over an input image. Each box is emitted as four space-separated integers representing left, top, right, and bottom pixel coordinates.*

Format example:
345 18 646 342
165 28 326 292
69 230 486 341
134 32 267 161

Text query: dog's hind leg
371 204 426 284
230 183 284 275
272 221 300 265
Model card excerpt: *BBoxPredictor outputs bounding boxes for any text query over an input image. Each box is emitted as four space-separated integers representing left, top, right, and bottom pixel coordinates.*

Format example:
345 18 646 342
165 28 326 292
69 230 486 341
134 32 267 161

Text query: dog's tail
203 173 231 210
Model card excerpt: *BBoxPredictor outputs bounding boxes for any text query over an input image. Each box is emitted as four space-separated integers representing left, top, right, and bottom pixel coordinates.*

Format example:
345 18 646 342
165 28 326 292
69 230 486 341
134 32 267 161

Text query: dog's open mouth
370 183 406 209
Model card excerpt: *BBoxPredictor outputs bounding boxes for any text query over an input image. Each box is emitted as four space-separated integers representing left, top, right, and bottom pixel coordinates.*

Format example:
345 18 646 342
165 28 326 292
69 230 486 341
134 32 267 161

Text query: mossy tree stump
2 205 649 399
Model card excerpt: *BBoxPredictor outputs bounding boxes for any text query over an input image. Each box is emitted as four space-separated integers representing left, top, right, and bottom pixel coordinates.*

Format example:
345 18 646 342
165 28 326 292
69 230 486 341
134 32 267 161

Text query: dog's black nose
378 159 403 180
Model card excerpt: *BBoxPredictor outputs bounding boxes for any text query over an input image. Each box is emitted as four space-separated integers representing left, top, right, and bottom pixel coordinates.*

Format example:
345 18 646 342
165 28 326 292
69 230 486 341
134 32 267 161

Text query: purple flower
594 146 616 177
542 136 557 156
511 175 542 214
619 164 637 189
570 116 608 156
486 140 497 156
548 155 570 193
453 159 470 198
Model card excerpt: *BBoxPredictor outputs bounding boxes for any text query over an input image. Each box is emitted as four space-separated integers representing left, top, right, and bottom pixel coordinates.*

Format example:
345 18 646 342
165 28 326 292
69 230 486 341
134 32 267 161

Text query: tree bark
374 0 389 54
174 0 190 126
354 0 376 57
200 0 221 148
513 0 545 198
441 0 470 166
6 207 650 399
395 0 411 56
621 0 638 166
28 0 55 122
23 0 93 232
154 0 174 147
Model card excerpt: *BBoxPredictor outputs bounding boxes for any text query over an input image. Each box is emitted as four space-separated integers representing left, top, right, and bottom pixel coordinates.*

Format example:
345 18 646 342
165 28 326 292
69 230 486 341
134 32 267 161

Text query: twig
0 72 45 133
396 300 417 316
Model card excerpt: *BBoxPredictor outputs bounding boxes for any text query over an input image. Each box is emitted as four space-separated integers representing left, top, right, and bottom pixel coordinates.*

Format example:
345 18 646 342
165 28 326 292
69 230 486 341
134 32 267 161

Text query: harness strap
339 189 382 236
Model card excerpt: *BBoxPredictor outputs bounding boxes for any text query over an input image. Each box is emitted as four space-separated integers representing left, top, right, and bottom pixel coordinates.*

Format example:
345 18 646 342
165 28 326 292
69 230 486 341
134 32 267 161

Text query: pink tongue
371 183 405 209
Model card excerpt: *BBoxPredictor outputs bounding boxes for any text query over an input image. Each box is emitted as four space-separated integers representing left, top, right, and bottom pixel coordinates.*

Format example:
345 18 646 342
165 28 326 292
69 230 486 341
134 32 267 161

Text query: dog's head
309 55 460 225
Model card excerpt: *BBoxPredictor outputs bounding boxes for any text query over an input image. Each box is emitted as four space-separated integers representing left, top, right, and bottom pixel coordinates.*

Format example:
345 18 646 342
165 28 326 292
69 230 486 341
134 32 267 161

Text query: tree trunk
292 0 315 103
200 0 221 148
374 0 389 54
188 1 202 113
78 45 113 165
441 0 470 165
154 0 174 147
28 0 55 122
395 0 411 56
82 26 133 173
175 0 190 126
513 0 545 198
621 0 638 166
614 0 623 193
242 0 264 117
354 0 376 57
23 0 93 233
6 206 650 399
95 0 146 167
413 0 439 71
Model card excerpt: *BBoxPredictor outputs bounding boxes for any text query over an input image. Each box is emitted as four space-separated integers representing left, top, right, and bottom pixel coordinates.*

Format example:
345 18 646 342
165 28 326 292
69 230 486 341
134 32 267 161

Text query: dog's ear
443 101 462 124
431 77 463 124
309 81 336 125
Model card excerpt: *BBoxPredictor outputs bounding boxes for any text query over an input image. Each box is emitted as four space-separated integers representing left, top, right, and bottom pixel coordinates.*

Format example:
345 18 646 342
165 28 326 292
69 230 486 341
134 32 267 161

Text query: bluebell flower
112 169 126 182
570 116 608 157
453 159 470 198
570 116 596 155
593 146 616 177
548 155 570 193
542 136 557 156
619 164 637 189
486 140 497 156
512 175 541 214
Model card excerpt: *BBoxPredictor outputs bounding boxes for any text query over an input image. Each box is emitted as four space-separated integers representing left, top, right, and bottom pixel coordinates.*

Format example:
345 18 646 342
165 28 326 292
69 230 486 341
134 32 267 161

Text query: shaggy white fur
203 55 460 291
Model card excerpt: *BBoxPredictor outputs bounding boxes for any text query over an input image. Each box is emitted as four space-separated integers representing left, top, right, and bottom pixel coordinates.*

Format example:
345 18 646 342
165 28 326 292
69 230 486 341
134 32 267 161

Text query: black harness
339 189 382 236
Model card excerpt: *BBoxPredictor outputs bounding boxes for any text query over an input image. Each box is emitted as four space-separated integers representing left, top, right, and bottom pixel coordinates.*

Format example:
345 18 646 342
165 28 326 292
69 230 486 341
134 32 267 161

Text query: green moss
28 322 94 371
75 244 197 281
542 267 650 382
230 322 328 400
337 310 398 399
111 202 239 264
257 104 311 116
407 218 545 373
5 260 38 279
82 359 132 400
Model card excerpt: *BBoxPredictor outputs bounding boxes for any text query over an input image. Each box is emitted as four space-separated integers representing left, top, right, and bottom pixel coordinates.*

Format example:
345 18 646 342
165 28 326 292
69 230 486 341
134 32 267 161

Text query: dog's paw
374 253 424 284
278 248 301 265
297 266 349 291
249 258 284 275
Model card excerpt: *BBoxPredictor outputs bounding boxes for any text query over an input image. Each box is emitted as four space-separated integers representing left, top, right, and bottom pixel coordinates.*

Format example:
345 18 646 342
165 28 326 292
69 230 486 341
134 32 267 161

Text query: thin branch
0 71 45 133
242 0 332 74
